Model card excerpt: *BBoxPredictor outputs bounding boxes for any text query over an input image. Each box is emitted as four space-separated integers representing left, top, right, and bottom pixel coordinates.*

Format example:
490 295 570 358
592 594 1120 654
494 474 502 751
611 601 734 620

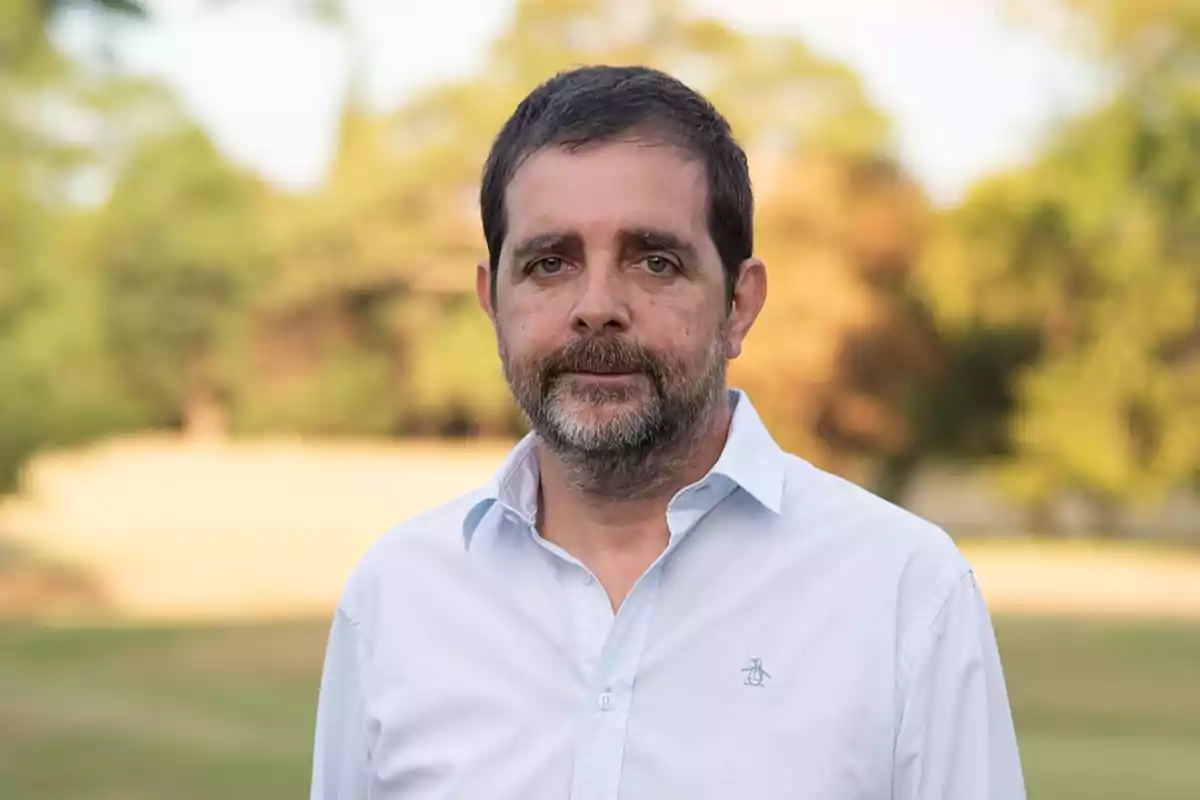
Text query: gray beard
510 355 728 501
546 393 720 501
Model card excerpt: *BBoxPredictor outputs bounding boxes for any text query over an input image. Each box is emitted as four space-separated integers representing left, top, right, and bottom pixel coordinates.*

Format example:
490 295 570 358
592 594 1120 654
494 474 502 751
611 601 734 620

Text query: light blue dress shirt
310 390 1025 799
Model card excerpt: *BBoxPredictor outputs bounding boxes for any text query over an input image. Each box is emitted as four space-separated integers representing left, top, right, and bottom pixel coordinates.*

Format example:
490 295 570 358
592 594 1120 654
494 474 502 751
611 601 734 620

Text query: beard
499 325 728 497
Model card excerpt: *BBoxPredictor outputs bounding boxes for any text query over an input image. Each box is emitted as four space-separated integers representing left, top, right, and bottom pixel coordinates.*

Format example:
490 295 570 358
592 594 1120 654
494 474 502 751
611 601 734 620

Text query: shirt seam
896 566 973 701
342 604 371 791
891 567 972 797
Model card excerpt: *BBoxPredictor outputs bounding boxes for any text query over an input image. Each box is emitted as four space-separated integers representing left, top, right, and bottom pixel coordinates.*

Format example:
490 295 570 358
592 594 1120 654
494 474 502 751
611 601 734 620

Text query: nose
570 266 631 335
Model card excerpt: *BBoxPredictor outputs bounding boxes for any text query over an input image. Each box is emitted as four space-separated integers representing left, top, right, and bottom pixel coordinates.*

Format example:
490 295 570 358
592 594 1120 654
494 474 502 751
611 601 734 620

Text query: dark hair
479 64 753 307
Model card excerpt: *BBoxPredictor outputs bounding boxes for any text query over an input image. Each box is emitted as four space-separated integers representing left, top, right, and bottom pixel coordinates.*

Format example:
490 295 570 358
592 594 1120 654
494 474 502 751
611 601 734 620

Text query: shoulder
335 486 491 626
779 453 973 622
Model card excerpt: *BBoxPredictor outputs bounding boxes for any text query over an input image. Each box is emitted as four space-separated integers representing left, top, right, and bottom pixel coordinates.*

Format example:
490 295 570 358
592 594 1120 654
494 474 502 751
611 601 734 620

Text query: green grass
998 616 1200 799
0 621 326 799
1 616 1199 798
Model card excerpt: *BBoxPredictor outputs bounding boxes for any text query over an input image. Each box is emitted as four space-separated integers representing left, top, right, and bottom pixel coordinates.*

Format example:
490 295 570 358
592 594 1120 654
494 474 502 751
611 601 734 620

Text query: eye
529 256 565 275
641 255 677 275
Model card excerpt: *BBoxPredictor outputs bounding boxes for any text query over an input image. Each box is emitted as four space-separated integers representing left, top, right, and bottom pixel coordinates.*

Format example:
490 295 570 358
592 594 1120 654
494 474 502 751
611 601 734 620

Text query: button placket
569 567 664 800
570 566 611 684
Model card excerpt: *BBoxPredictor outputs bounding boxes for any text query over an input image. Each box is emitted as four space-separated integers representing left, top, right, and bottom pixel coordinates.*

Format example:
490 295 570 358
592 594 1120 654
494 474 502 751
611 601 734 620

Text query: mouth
554 369 653 390
564 371 642 381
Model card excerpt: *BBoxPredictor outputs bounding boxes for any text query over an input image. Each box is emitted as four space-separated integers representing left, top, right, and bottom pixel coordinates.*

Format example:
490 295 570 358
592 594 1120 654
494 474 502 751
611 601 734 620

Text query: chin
555 391 650 422
544 402 651 450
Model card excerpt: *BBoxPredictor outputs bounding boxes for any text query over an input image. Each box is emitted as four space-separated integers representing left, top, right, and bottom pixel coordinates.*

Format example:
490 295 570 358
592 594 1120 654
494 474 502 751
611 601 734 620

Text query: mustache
538 337 664 384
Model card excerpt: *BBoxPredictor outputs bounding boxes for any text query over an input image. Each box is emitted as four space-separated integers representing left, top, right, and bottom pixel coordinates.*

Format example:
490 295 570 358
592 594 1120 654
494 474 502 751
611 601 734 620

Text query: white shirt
310 390 1025 799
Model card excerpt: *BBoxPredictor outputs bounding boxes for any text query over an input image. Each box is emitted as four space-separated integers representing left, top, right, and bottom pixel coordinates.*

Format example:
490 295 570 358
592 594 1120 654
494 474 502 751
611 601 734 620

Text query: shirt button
598 691 615 711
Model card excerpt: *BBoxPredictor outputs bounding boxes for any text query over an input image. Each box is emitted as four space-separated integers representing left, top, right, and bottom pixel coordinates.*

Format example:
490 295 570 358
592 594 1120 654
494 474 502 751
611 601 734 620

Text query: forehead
502 140 711 251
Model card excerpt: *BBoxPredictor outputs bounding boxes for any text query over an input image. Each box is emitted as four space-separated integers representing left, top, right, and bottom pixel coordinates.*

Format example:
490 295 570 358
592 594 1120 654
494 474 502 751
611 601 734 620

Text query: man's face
479 139 737 460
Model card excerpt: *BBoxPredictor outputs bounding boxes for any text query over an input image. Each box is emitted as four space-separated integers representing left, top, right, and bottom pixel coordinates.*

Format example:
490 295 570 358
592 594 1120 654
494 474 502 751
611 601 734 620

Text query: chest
361 544 898 800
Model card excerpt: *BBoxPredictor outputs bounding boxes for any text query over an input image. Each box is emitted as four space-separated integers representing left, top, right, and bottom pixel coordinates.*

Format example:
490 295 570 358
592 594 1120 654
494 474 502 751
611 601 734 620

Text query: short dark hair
479 65 753 307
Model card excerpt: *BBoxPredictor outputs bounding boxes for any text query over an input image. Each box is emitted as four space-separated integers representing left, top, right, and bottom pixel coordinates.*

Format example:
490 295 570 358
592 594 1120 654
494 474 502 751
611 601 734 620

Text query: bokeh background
1 0 1198 797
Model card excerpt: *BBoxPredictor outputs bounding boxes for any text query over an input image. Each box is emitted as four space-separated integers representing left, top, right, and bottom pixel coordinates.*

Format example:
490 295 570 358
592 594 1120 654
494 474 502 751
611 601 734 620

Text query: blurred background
1 0 1198 797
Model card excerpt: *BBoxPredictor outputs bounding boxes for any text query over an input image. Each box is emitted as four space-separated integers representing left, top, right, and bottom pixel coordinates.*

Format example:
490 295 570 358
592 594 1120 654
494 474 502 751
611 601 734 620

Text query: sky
90 0 1105 206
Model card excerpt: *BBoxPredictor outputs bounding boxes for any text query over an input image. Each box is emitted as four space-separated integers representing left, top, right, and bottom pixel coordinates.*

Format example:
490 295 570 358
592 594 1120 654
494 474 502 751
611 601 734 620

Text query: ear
476 259 496 323
724 257 767 360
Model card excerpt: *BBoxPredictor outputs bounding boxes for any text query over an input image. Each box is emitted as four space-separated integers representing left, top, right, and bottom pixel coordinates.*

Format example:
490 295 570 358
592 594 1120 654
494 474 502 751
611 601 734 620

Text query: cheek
497 316 556 365
503 289 567 334
653 319 723 368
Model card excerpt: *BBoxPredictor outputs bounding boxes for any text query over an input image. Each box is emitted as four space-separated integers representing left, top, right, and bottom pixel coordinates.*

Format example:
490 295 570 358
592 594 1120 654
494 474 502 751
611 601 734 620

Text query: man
310 65 1025 799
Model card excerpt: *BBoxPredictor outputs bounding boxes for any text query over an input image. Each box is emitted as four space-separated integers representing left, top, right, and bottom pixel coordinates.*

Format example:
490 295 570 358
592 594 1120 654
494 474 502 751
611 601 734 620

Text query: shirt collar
461 389 786 549
705 389 787 515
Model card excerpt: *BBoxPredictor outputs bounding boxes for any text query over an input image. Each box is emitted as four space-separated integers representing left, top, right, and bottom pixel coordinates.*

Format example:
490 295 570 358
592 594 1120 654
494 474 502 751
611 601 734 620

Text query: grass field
2 617 1199 798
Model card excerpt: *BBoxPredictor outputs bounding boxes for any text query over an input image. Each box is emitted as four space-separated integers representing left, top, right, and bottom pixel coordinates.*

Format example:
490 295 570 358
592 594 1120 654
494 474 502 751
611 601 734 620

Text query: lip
563 371 642 381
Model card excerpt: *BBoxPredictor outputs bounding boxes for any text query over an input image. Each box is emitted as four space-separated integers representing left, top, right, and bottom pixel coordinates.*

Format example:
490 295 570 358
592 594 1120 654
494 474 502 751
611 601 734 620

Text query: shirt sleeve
893 570 1026 799
311 606 370 800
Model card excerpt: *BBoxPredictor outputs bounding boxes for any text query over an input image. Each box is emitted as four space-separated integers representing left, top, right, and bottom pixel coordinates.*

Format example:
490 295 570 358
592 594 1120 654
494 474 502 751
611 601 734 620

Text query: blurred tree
0 0 156 200
92 126 268 436
259 0 939 479
1009 0 1199 79
920 0 1199 526
0 0 151 492
741 152 940 490
1 0 354 491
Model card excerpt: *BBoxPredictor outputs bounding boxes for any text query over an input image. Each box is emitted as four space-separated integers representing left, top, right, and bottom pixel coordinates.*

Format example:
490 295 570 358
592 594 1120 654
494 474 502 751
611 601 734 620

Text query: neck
535 393 734 562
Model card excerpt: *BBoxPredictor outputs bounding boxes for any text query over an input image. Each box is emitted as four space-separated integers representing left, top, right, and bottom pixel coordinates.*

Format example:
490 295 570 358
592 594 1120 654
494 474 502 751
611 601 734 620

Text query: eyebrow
617 228 698 261
510 232 584 264
510 228 699 265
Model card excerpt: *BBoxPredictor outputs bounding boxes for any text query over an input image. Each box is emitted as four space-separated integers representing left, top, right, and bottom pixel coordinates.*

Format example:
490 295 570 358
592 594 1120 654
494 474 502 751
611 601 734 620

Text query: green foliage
231 343 398 438
92 126 268 430
1011 0 1200 79
0 234 143 490
0 0 159 491
919 0 1199 511
404 298 520 436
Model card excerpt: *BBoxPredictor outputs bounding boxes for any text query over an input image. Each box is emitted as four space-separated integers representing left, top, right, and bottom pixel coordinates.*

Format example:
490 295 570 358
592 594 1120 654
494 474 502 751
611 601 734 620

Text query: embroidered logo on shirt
741 657 771 687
